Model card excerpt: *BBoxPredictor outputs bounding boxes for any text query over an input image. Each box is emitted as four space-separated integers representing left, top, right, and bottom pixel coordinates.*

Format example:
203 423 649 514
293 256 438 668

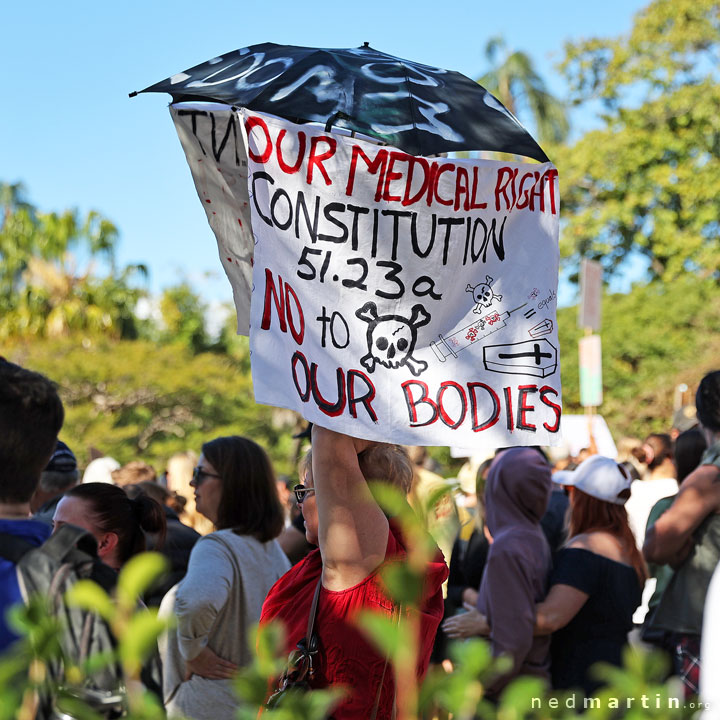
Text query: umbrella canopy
135 42 549 162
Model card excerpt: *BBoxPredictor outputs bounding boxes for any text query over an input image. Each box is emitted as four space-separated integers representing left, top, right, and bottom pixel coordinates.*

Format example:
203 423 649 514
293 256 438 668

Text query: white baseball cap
82 456 120 484
554 455 632 505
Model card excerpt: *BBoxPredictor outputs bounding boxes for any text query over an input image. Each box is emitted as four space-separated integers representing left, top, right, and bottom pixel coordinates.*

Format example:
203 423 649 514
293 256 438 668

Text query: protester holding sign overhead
260 426 447 719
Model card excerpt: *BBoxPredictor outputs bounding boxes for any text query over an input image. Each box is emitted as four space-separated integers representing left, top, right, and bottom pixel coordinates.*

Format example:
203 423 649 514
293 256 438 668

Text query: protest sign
170 103 255 334
241 110 562 448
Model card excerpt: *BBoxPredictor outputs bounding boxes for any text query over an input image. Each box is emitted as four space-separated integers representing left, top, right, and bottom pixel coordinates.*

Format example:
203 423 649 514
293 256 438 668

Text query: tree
478 37 570 145
557 276 720 439
556 0 720 282
0 184 146 340
7 336 300 476
158 283 210 353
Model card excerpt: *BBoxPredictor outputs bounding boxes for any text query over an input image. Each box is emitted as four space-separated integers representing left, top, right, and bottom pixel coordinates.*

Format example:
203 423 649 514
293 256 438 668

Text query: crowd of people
1 356 719 719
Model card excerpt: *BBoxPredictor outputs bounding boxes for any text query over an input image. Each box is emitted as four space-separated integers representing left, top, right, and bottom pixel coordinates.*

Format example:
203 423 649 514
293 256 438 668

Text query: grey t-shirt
159 530 290 719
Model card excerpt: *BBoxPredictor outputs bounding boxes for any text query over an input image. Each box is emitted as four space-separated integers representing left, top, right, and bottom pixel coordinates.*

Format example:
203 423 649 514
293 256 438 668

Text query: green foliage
234 623 344 720
66 553 171 680
0 182 146 340
557 0 720 281
478 37 570 146
557 276 720 438
420 640 492 719
0 549 696 720
0 556 172 720
494 676 548 720
65 581 115 623
118 611 168 678
116 553 170 613
158 283 210 353
6 335 299 475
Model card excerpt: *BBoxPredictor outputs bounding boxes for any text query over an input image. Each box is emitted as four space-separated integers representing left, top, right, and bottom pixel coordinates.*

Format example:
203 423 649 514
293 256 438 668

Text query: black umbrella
133 42 549 162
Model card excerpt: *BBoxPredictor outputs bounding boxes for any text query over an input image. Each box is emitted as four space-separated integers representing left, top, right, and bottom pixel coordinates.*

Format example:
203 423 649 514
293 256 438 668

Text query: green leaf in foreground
65 580 115 623
116 553 169 612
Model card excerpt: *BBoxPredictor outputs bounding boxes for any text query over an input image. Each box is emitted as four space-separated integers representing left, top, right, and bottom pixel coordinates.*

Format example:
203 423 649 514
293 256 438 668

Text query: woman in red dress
260 427 448 719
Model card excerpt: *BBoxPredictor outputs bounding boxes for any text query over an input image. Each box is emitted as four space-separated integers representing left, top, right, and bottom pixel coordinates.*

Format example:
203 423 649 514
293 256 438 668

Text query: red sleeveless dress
260 521 447 719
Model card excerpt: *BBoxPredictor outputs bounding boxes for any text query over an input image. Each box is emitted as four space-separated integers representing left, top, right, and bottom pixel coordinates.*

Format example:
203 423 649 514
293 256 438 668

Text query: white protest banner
242 110 562 448
170 103 255 334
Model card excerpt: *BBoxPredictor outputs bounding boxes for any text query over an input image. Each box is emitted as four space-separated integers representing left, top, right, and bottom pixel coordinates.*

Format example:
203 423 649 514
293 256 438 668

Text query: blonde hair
111 460 156 487
301 443 413 495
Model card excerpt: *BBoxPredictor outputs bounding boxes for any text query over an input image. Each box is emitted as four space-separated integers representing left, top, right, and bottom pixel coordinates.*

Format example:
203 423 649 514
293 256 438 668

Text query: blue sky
2 0 649 311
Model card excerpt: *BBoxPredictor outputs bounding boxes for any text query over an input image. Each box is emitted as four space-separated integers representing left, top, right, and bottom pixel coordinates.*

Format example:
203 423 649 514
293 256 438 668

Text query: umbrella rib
397 61 421 155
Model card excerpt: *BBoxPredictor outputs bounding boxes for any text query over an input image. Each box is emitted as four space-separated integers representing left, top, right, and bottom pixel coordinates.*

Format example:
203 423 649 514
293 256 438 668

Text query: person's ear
97 532 119 557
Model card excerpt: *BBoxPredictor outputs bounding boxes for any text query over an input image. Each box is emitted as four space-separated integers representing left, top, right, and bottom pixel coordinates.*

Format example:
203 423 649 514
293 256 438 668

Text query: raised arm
643 465 720 567
312 425 389 591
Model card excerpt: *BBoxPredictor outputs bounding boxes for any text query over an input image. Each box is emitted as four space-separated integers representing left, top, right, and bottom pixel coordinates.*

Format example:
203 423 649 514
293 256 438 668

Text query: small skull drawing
466 275 502 314
356 302 430 376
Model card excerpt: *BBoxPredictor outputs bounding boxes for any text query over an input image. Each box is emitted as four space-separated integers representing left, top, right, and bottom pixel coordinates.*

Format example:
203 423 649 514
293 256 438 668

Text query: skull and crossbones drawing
356 301 430 376
467 275 502 315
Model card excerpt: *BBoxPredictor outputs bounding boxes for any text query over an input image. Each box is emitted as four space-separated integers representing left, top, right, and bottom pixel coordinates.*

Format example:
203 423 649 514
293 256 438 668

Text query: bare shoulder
567 532 625 563
565 533 592 551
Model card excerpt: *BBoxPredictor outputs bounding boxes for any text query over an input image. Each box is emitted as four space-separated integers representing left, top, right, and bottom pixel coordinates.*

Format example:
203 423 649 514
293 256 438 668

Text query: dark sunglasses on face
192 466 222 485
293 484 316 504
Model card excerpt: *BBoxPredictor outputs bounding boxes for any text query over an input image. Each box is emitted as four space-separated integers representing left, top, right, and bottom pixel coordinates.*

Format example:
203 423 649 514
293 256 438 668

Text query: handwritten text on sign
244 111 562 448
170 104 255 335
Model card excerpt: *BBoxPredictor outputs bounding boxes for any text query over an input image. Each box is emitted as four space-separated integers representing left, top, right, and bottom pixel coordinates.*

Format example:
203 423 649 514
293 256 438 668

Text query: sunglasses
293 484 316 504
192 466 222 485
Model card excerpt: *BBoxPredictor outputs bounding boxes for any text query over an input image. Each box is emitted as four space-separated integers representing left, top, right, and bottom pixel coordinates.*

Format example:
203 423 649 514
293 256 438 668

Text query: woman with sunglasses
159 436 290 720
260 427 448 720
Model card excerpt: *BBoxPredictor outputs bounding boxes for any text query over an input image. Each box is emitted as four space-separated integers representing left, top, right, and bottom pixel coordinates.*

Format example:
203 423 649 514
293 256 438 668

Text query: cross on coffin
482 339 558 378
498 343 552 366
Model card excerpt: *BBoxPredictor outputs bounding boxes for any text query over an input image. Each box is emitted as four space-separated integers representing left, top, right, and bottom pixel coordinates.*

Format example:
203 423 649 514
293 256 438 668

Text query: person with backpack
0 360 64 653
53 482 166 571
0 359 125 718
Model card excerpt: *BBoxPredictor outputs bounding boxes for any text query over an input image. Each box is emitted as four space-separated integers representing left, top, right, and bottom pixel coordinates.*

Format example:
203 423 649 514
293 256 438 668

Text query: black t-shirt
446 528 490 610
550 547 642 695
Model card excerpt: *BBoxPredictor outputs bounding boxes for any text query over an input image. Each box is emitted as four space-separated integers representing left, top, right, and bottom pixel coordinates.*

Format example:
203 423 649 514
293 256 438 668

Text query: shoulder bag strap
285 577 323 686
305 577 323 651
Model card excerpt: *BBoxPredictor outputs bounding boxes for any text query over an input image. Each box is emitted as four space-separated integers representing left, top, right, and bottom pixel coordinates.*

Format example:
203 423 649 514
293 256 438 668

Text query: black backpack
0 524 127 719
